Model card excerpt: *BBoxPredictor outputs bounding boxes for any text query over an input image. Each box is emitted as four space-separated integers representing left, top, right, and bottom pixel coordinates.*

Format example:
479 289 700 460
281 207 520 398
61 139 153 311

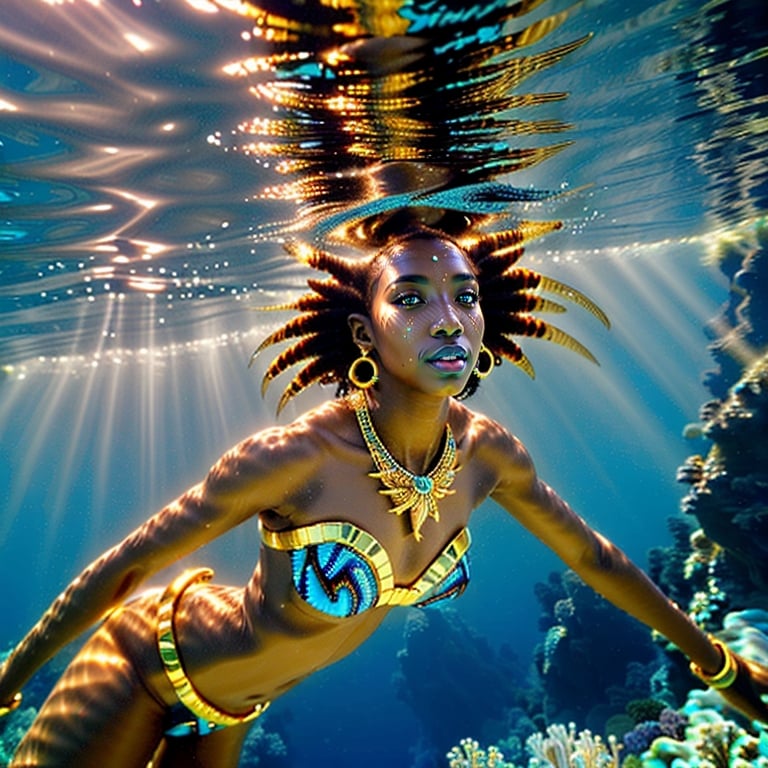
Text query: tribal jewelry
349 390 459 541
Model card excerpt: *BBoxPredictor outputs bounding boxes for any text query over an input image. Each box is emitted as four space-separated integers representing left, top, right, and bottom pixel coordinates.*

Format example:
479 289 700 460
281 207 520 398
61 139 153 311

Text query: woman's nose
430 305 463 337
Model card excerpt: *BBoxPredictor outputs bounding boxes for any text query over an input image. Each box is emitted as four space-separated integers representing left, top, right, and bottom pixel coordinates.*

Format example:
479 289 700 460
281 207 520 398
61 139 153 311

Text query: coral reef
673 221 768 605
625 700 667 725
450 707 767 768
532 570 660 727
621 708 689 758
718 608 768 669
492 708 541 767
394 608 530 755
395 608 530 762
633 610 768 766
657 708 688 741
446 738 515 768
646 517 699 618
641 706 768 767
623 721 663 757
444 611 768 768
677 351 768 602
447 724 622 768
703 222 768 398
526 723 620 768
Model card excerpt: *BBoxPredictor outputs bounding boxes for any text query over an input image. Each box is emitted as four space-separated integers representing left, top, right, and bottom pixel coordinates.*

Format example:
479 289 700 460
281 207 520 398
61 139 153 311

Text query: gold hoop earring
474 345 495 379
348 350 379 390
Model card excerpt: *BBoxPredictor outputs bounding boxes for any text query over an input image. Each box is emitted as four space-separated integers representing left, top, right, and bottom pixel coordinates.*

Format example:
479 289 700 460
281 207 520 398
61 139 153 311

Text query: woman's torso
155 399 502 712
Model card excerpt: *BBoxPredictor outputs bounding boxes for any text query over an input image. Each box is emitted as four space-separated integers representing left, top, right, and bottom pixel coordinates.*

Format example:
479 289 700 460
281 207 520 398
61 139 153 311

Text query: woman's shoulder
238 398 358 466
450 400 531 467
448 399 505 441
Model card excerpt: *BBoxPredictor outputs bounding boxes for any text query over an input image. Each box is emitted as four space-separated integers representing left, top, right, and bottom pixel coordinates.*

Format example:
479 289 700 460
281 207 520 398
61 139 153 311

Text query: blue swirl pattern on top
261 521 471 618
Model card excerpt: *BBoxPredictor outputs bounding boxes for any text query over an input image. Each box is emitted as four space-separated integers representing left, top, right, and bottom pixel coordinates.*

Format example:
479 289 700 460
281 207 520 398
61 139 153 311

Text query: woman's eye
457 290 479 306
393 293 423 307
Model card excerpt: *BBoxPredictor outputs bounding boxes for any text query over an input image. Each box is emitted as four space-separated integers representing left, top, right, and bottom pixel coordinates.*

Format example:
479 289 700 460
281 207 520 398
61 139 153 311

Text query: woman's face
362 237 485 397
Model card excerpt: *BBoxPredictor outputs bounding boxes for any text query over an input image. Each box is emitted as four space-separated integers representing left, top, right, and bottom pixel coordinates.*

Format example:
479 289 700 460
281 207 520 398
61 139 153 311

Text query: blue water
1 0 766 766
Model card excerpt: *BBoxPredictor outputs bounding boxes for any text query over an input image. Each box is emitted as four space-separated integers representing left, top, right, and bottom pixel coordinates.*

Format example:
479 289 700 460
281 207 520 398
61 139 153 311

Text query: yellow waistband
156 568 269 728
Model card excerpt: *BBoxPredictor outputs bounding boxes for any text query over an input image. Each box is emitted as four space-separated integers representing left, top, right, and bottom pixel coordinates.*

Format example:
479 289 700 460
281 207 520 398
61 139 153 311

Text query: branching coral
446 738 516 768
526 722 620 768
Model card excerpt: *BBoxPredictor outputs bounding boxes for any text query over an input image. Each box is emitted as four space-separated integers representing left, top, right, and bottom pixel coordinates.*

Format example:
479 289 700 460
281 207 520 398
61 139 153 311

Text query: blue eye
457 290 479 306
393 293 422 307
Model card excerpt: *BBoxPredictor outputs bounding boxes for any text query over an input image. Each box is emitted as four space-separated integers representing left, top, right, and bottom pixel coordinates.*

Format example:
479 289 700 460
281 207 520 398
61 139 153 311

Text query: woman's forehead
379 237 474 277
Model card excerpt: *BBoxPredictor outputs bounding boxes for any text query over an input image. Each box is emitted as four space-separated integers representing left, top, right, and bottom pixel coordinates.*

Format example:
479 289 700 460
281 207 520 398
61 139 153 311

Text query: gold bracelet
689 637 739 689
0 692 22 717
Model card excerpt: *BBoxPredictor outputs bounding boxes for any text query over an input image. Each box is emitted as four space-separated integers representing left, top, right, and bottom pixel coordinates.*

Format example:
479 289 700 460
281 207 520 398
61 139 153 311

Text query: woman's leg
10 604 167 768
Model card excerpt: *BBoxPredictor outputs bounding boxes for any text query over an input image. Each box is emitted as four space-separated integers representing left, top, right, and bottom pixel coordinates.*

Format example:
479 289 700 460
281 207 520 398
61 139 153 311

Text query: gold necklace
349 390 459 541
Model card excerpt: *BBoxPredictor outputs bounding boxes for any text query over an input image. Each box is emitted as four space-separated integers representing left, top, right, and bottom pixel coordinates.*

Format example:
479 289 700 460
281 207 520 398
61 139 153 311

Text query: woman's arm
0 422 319 708
482 419 768 722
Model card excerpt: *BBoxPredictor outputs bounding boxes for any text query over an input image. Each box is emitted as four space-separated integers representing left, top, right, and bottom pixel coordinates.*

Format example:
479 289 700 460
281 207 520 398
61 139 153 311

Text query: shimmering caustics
218 0 589 241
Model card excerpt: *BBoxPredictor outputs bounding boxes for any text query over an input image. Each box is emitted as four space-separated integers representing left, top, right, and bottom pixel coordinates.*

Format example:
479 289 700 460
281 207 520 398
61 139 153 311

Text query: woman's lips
426 346 469 374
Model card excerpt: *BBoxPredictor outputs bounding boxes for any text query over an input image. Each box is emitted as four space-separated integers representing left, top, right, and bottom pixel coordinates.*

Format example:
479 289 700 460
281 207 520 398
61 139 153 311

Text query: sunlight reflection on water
1 0 765 371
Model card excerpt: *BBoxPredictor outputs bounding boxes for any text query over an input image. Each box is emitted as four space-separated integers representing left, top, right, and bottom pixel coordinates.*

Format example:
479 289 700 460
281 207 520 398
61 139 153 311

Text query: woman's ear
347 314 374 350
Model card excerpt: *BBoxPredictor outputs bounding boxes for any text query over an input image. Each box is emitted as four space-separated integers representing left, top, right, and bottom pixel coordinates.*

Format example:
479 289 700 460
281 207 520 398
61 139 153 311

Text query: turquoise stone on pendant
414 475 433 494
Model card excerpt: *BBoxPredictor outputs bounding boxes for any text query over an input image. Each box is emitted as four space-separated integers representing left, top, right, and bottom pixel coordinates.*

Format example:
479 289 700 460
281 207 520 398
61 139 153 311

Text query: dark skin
2 238 767 767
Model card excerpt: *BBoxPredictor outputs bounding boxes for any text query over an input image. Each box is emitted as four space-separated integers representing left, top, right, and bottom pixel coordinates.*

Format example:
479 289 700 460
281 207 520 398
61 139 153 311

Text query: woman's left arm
0 422 317 714
482 419 768 723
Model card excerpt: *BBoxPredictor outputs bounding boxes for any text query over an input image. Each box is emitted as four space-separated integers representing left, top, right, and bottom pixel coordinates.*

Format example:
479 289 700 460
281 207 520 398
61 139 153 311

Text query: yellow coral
446 737 515 767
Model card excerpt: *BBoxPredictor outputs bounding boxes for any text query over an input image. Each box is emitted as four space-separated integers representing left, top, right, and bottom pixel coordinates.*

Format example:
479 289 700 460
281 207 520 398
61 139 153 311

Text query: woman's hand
691 637 768 724
718 653 768 724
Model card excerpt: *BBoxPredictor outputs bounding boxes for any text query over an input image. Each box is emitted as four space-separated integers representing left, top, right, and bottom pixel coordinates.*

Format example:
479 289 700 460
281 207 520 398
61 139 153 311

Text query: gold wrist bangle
689 637 739 689
0 692 22 717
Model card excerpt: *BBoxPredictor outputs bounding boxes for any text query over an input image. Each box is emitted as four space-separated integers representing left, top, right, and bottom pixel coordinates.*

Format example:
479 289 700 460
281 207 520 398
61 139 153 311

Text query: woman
1 226 767 767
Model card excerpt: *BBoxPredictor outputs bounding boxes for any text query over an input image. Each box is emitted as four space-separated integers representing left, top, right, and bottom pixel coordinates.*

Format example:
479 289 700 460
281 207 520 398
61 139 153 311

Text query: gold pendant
349 391 459 541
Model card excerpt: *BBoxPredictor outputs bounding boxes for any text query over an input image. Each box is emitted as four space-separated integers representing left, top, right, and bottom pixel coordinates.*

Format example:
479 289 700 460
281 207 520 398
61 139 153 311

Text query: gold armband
690 637 739 689
0 692 22 717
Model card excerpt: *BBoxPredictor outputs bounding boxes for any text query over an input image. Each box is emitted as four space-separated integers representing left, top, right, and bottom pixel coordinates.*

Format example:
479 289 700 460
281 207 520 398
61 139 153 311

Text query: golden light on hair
251 225 608 410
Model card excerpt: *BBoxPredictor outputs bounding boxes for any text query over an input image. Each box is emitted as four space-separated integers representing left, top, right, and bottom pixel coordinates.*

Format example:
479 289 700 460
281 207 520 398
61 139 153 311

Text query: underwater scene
1 0 768 765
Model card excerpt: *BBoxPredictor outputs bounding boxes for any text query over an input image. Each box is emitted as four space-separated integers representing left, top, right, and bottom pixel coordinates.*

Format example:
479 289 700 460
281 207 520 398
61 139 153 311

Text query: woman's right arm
0 420 319 709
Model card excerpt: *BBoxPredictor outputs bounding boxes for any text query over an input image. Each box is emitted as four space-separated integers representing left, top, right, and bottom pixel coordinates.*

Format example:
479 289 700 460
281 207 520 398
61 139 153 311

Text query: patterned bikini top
260 520 471 618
